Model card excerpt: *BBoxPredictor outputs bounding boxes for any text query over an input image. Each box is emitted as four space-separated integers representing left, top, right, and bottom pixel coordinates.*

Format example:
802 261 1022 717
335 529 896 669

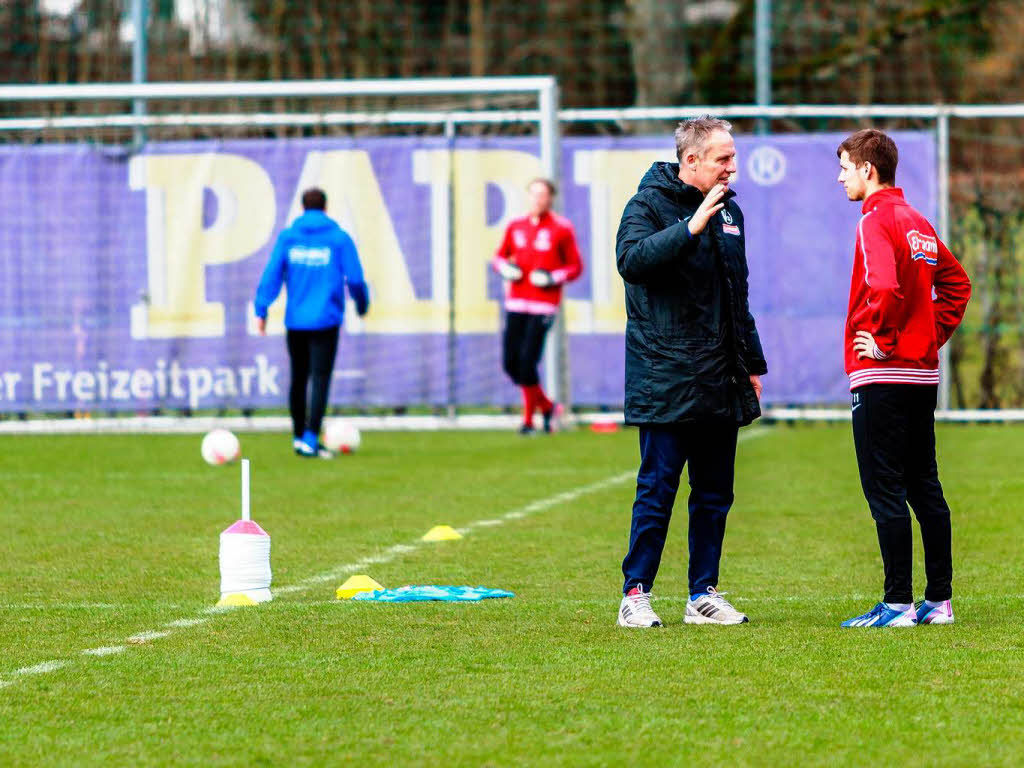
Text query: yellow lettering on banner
288 150 444 333
451 150 541 332
410 149 541 332
129 153 276 338
411 149 454 307
290 148 540 334
568 149 668 333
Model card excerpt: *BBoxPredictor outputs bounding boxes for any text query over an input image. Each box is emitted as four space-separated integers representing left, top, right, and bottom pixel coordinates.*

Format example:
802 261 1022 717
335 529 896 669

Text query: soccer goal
0 77 576 429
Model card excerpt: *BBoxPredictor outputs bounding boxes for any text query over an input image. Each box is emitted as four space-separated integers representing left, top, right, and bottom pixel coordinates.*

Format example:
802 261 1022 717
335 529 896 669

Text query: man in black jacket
615 116 767 628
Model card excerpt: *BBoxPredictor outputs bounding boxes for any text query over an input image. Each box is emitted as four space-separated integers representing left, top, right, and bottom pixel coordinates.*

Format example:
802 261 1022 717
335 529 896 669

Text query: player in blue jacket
254 188 369 458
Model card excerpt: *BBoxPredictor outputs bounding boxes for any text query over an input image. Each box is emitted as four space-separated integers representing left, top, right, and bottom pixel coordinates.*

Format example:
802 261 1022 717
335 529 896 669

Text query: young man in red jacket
492 178 583 435
836 129 971 628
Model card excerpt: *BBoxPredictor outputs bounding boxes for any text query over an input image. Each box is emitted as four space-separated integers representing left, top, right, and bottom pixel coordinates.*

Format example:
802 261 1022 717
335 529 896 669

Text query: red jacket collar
862 186 904 214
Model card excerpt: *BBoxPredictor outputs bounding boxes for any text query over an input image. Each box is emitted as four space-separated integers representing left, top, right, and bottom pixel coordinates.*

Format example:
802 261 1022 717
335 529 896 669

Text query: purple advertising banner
0 132 935 412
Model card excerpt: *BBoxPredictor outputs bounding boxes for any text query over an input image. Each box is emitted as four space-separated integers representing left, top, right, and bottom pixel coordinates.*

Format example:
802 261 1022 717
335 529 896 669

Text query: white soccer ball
323 420 361 454
201 429 241 466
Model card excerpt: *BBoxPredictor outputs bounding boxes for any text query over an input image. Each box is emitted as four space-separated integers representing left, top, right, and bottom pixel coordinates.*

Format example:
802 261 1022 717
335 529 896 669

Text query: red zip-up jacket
846 187 971 390
492 211 583 315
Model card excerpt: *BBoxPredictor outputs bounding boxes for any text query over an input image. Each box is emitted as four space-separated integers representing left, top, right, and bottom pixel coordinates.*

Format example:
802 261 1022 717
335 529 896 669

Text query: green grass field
2 423 1024 766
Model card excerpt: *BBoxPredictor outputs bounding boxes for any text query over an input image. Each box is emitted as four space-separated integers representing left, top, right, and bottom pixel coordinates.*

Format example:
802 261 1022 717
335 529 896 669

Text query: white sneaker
685 587 749 625
617 586 663 628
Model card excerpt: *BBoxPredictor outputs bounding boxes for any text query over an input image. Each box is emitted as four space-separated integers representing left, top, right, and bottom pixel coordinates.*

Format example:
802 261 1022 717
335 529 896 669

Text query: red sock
529 384 553 415
521 386 537 426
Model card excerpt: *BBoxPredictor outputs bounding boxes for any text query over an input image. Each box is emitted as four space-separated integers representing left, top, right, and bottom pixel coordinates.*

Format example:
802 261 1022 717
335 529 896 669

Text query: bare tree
625 0 692 107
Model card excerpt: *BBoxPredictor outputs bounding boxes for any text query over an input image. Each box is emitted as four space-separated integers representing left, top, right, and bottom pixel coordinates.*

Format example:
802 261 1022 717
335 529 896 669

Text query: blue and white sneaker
841 602 917 627
916 600 954 625
297 430 334 459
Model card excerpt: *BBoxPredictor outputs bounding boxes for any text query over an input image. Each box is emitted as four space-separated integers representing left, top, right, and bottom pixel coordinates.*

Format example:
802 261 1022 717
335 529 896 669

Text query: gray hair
674 116 733 162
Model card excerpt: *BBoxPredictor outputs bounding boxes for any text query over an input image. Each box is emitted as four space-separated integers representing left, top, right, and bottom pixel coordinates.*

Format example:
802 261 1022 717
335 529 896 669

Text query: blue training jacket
254 210 369 330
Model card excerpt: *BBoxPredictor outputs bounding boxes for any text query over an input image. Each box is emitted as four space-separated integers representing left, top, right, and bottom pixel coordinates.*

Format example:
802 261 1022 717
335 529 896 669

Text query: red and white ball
201 429 241 466
323 420 361 454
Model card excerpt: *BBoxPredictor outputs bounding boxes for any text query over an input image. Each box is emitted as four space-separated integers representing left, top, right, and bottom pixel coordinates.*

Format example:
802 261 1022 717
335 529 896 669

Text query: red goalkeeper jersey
845 187 971 390
492 211 583 315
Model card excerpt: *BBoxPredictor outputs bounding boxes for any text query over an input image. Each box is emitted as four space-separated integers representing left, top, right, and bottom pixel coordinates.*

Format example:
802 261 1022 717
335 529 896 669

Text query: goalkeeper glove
497 260 523 282
529 269 556 288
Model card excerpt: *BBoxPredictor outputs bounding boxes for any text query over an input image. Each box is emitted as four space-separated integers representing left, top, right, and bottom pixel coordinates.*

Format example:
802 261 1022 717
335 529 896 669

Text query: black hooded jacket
616 162 767 426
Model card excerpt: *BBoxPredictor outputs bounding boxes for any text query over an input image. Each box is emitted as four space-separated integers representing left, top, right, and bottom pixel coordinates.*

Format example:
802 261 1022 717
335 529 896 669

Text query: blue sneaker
841 602 917 627
298 430 333 459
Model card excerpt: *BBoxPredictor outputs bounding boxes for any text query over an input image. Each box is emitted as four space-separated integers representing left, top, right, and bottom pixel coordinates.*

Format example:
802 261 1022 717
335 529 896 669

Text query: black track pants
286 326 340 438
851 383 953 604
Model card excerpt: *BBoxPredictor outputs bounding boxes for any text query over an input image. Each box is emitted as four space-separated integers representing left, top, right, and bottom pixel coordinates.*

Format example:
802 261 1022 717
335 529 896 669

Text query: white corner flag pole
241 458 251 521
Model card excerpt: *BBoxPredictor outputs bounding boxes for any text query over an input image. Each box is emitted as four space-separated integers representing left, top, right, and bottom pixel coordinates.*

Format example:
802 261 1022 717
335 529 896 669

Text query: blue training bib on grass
351 585 514 602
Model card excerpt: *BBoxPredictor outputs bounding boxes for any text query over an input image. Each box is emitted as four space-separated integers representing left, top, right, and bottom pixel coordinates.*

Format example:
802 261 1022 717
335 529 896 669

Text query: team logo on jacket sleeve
907 230 938 266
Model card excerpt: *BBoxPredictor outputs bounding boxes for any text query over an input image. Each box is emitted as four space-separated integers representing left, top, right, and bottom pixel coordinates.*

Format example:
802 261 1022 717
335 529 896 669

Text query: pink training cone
222 519 269 536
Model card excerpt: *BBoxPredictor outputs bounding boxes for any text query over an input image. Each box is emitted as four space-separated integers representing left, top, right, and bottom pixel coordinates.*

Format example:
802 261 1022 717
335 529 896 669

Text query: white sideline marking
82 646 126 657
0 427 771 689
126 631 170 644
15 661 67 676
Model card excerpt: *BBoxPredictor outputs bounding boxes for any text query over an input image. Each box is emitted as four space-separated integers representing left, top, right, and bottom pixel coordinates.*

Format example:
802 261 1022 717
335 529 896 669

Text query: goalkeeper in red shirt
492 179 583 435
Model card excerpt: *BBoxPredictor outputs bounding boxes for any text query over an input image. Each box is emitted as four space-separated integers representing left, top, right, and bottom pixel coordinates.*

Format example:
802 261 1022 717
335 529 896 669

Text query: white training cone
217 459 272 606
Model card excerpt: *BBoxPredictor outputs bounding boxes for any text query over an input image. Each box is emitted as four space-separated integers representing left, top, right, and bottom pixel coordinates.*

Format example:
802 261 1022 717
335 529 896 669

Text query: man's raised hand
687 183 727 236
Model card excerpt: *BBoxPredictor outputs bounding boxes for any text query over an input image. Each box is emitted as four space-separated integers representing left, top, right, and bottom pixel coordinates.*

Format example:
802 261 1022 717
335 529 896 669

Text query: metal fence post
131 0 148 148
539 79 566 408
755 0 772 135
445 118 457 420
937 109 952 411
